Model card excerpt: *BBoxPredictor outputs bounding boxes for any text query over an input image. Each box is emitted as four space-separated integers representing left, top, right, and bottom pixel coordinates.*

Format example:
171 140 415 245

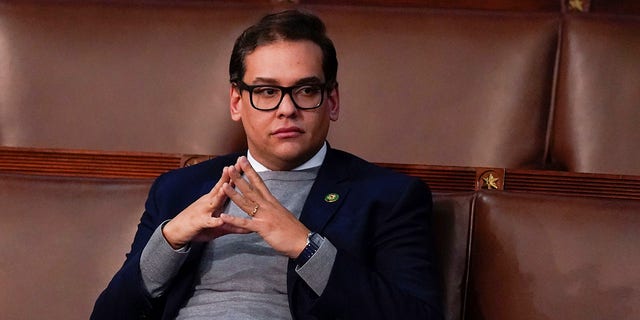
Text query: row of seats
0 1 639 319
434 190 640 320
0 2 638 175
2 170 638 320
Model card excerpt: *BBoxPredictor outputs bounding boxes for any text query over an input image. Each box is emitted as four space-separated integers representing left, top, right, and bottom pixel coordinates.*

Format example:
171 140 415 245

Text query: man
91 9 442 319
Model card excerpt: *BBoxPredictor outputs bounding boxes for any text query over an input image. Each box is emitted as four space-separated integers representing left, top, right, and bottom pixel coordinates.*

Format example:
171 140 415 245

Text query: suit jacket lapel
288 148 352 317
299 148 351 233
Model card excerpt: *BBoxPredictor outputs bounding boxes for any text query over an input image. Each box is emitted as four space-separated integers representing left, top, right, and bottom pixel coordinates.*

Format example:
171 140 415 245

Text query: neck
247 142 327 172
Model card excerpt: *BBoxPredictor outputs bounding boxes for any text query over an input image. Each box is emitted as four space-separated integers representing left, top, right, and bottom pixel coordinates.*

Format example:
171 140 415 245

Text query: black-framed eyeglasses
234 80 327 111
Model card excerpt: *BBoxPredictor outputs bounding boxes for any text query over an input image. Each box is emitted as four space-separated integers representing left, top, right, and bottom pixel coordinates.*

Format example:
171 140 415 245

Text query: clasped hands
162 156 309 259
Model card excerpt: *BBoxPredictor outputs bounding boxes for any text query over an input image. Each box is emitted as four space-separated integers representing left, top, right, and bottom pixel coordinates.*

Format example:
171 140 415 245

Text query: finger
196 192 218 210
204 217 224 228
209 166 230 195
207 190 228 213
219 223 252 235
236 156 269 195
227 164 258 200
222 182 256 215
220 213 255 231
204 167 231 211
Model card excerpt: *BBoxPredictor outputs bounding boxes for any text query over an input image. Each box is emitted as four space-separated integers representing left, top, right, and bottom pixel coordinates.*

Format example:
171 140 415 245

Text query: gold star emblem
482 174 500 190
569 0 584 12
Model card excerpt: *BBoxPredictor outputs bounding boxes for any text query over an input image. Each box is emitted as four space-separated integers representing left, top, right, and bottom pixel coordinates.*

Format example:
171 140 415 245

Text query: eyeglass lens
251 85 323 110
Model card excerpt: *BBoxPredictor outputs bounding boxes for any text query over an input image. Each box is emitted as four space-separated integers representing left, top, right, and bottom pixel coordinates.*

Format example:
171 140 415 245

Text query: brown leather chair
0 1 248 155
2 2 639 320
0 2 557 170
550 14 640 175
467 190 640 320
0 173 152 320
432 192 475 320
318 8 558 168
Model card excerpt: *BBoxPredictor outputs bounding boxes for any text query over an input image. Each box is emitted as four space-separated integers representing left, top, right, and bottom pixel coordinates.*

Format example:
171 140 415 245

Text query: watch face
309 232 323 246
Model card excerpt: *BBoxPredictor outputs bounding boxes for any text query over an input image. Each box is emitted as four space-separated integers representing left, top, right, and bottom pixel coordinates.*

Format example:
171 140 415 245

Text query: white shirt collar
247 142 327 172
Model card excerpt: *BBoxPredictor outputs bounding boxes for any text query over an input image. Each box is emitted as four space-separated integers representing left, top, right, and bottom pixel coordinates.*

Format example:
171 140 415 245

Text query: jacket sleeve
90 176 171 320
305 178 444 320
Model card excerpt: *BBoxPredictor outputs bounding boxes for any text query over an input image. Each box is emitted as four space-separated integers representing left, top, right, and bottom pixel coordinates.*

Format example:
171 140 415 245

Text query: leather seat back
0 173 152 320
0 3 558 169
320 8 559 168
551 15 640 175
432 192 475 320
467 190 640 320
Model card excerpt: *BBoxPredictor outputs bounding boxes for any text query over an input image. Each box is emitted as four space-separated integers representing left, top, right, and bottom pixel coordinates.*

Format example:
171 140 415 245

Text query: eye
253 87 280 97
295 85 322 96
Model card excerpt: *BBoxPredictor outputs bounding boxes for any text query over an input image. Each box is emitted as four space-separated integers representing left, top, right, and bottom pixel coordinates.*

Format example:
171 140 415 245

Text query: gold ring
250 203 259 217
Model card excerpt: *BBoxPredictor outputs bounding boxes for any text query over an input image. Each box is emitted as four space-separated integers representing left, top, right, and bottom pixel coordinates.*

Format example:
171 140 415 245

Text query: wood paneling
0 146 181 179
3 147 640 200
302 0 560 11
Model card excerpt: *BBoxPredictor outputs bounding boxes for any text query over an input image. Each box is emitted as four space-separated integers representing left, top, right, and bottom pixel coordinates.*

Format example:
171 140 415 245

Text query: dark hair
229 10 338 88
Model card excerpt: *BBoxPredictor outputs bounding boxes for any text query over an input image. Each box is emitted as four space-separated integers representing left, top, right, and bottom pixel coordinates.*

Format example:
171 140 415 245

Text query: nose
277 91 298 118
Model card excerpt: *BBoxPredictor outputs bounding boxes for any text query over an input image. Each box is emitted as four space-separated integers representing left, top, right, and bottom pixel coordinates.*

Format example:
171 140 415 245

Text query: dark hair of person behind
229 10 338 89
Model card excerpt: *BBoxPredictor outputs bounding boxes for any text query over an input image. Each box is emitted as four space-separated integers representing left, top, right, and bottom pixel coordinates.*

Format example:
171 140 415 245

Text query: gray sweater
140 168 337 319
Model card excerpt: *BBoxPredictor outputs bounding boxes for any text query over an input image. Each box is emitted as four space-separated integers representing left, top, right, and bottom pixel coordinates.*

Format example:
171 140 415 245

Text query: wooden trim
0 146 182 179
301 0 561 11
377 163 477 192
7 0 562 12
2 146 640 200
505 169 640 200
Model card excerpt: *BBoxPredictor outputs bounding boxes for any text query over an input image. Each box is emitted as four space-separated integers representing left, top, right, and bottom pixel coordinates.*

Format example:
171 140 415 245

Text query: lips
272 126 304 139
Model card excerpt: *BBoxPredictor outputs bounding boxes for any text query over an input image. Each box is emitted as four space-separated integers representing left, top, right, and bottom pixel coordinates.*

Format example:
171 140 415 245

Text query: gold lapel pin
324 193 339 203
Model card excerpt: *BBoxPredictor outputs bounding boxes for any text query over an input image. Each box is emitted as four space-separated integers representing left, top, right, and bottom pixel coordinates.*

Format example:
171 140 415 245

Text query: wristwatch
295 232 324 266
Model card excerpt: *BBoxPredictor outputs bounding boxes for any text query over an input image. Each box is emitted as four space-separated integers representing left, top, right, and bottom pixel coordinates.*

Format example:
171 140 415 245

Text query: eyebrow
251 76 324 86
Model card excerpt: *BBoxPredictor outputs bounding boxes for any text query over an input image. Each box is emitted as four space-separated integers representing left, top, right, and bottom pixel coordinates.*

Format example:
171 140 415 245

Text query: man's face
230 40 339 171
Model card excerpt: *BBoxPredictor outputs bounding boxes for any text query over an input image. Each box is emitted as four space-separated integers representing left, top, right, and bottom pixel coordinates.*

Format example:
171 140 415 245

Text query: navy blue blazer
91 147 443 319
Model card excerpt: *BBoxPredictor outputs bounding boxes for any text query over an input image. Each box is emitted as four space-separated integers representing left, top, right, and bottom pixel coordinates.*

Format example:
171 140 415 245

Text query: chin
273 148 313 166
276 151 308 163
268 139 323 165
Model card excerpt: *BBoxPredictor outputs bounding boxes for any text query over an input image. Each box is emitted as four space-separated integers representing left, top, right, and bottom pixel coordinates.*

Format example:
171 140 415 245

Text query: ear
327 85 340 121
229 84 243 122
